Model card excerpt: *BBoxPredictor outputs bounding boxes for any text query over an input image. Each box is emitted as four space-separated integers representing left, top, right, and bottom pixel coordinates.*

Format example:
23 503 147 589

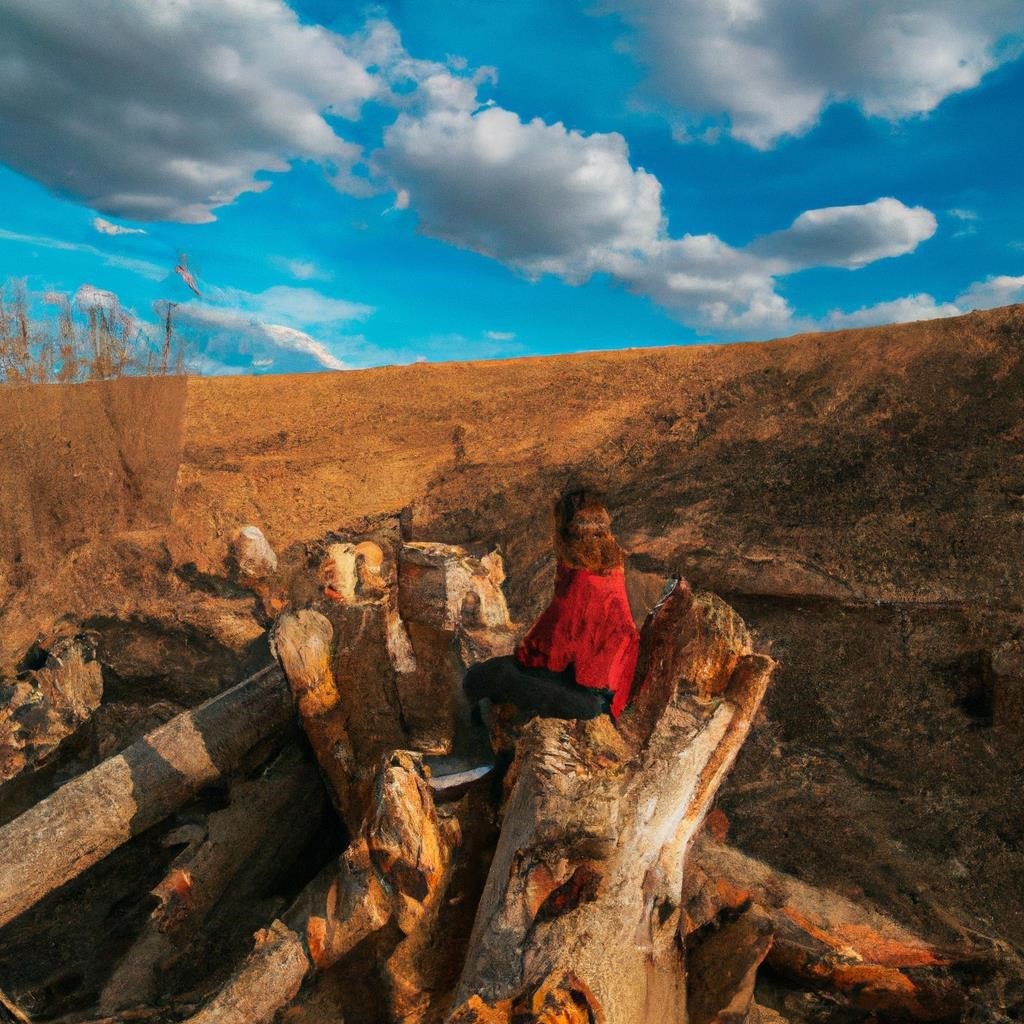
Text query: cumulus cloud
380 98 663 281
826 273 1024 328
93 218 146 236
169 283 374 374
0 0 377 222
601 0 1024 147
608 234 794 334
369 40 938 336
750 198 937 270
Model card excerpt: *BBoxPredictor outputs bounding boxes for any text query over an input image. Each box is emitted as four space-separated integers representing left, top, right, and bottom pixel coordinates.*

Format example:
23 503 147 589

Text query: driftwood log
448 581 775 1024
0 663 291 929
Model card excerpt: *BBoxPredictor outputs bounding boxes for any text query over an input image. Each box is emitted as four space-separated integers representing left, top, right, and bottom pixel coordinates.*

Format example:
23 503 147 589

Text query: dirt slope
175 306 1023 615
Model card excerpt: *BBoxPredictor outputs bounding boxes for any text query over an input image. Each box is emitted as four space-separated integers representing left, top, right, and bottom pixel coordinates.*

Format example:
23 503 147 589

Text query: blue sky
1 0 1023 374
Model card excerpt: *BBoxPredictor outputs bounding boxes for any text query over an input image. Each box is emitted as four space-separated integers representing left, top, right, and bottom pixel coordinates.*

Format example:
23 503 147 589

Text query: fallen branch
0 664 291 929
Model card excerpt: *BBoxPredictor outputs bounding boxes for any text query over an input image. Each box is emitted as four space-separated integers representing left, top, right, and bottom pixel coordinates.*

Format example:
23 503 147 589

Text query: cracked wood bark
0 663 291 930
98 747 322 1013
448 583 775 1024
182 750 458 1024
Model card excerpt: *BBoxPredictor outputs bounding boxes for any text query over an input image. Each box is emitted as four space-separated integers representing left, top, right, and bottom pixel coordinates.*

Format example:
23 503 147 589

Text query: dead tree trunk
0 664 291 929
448 583 775 1024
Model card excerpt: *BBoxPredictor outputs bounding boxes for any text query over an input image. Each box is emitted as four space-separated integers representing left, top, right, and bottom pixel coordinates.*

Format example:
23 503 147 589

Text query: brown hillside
175 304 1023 617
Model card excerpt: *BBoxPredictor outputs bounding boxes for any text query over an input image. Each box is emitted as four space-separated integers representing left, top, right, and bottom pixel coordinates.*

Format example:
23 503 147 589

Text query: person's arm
515 562 576 670
609 627 641 719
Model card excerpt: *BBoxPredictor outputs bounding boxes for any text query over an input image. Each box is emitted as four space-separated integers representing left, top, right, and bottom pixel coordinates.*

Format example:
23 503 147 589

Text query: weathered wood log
98 747 321 1013
685 903 774 1024
0 663 291 930
686 836 982 1021
272 540 516 828
182 919 311 1024
182 750 458 1024
448 583 775 1024
270 610 355 822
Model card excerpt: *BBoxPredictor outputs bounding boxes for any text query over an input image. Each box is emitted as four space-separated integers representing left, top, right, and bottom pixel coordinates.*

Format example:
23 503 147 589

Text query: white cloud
369 40 937 337
485 330 516 341
750 198 937 270
826 293 961 328
380 83 936 333
601 1 1024 147
380 100 663 282
0 0 378 222
608 234 794 334
0 227 165 280
826 273 1024 328
956 274 1024 309
272 257 329 282
205 285 373 328
93 217 146 236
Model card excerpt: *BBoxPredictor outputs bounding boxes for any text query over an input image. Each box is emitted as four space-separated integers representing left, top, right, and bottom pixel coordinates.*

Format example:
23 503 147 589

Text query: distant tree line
0 281 187 384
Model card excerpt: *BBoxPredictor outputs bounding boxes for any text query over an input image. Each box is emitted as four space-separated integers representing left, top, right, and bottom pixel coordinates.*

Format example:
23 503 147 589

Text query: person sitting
463 488 640 726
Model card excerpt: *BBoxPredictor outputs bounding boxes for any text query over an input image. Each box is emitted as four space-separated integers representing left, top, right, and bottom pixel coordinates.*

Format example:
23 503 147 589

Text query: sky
1 0 1023 375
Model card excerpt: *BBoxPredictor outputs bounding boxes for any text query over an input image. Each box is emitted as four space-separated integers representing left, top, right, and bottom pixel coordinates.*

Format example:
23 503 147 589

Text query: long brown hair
553 488 624 573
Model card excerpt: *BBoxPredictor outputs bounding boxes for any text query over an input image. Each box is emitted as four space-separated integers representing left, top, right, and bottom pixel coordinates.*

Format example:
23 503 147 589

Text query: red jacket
515 561 640 719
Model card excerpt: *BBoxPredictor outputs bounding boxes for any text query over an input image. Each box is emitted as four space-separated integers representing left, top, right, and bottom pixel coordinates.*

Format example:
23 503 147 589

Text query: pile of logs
0 525 1002 1023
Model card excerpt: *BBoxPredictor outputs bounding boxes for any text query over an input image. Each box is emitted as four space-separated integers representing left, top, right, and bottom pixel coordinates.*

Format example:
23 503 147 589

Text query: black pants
463 655 613 721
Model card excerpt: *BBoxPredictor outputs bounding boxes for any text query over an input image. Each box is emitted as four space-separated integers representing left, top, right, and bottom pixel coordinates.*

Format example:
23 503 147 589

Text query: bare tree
0 281 189 384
